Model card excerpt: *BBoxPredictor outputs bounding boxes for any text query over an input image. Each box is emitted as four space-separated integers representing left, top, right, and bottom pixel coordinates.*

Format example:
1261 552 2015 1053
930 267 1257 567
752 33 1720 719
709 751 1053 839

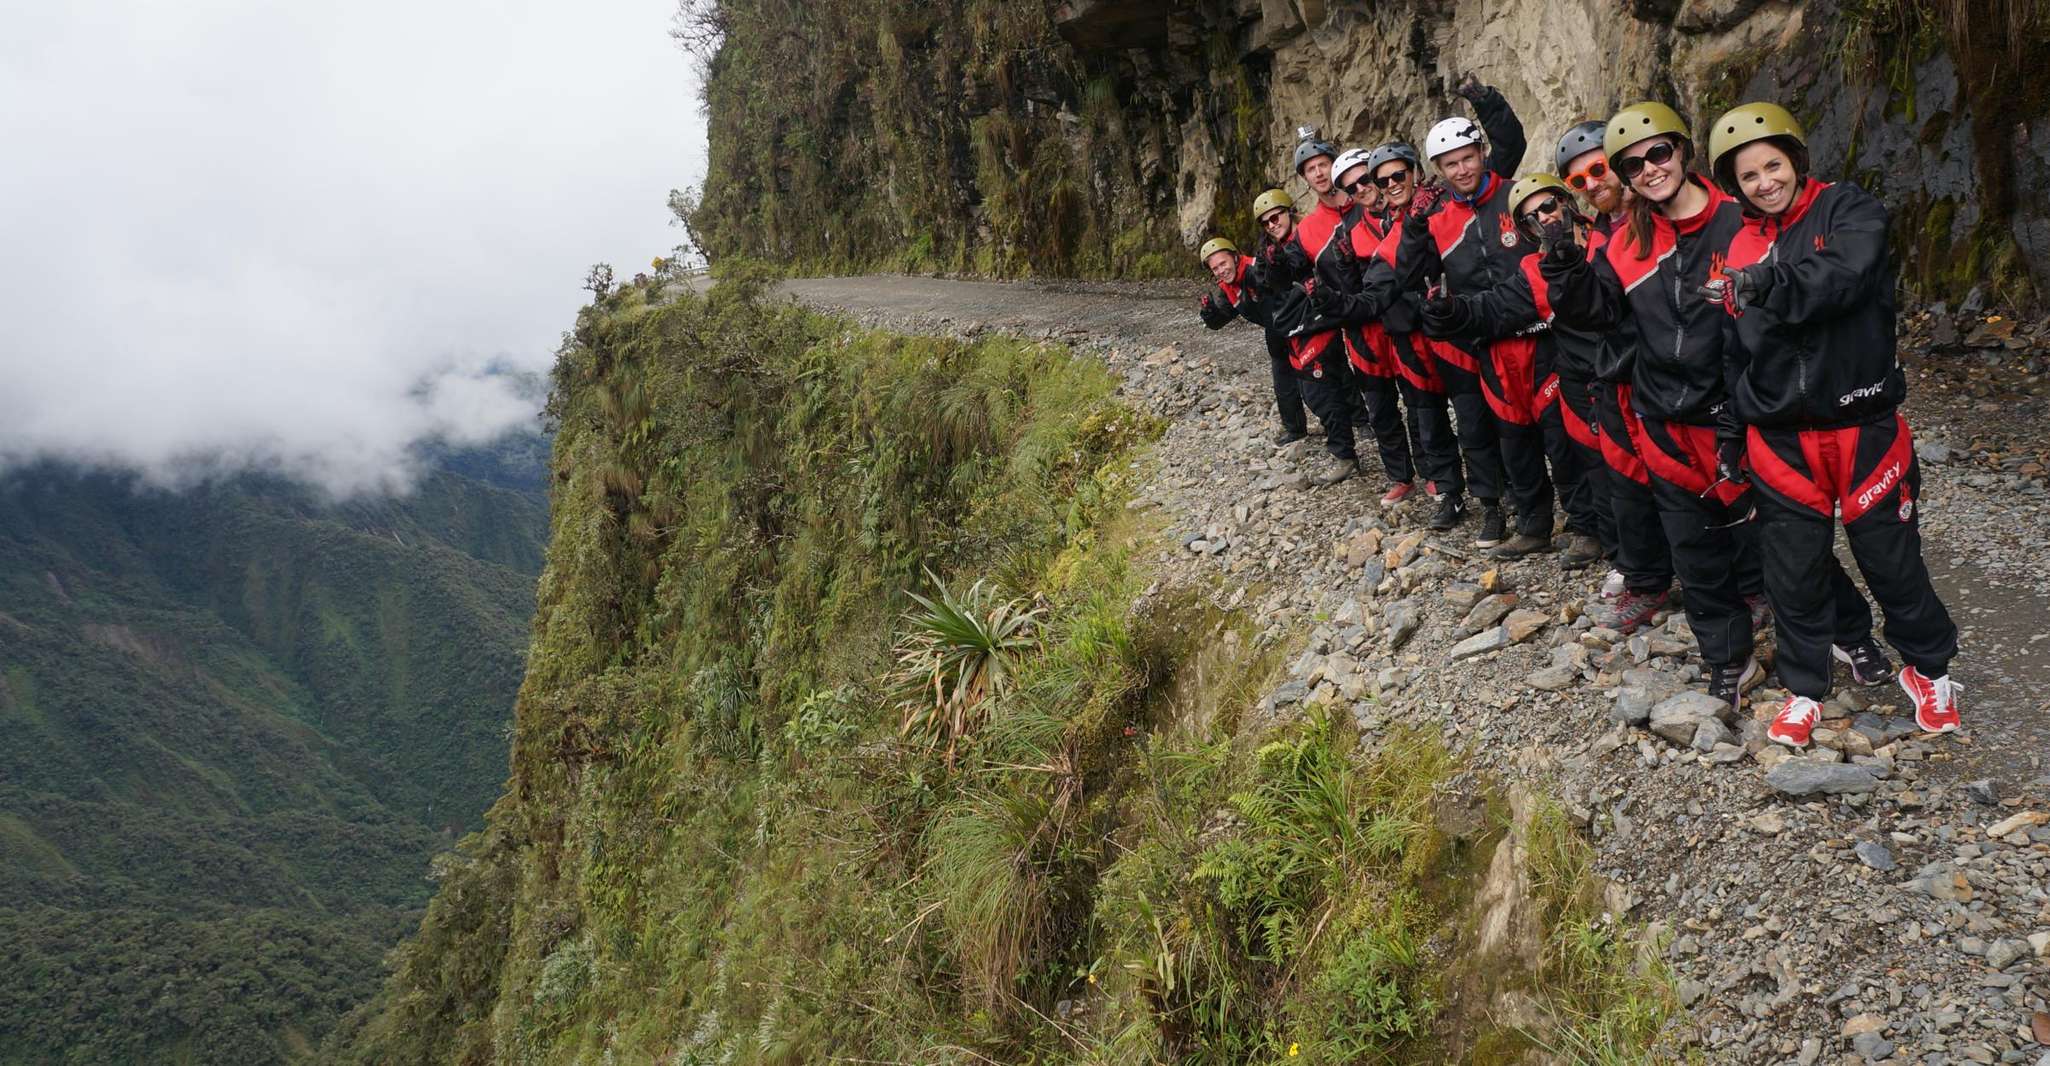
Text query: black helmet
1555 120 1607 172
1293 133 1338 176
1365 141 1421 177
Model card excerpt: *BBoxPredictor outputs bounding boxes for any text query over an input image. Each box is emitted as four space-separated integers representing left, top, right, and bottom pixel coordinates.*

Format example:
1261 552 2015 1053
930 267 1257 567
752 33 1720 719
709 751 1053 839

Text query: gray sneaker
1313 456 1358 487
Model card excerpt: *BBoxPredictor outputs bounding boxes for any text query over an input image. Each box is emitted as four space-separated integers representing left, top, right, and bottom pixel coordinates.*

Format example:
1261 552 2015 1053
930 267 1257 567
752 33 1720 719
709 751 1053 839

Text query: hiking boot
1767 695 1822 748
1380 480 1416 506
1832 638 1893 686
1313 456 1358 487
1745 593 1772 632
1427 493 1466 531
1598 569 1627 600
1590 587 1666 633
1490 532 1554 560
1898 666 1962 734
1559 533 1603 571
1474 504 1507 548
1274 428 1308 446
1707 656 1762 714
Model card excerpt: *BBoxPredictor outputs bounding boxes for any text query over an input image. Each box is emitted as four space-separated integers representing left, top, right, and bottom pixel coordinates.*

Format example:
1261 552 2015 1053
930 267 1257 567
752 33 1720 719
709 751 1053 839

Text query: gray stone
1855 840 1897 872
1503 608 1549 643
1613 668 1684 726
1852 712 1919 747
1461 594 1515 632
1656 689 1737 724
1526 664 1577 692
1851 1031 1895 1061
1691 718 1730 752
1985 938 2025 970
1765 760 1880 796
1384 601 1420 650
1964 778 1999 806
1449 626 1512 661
1271 680 1309 706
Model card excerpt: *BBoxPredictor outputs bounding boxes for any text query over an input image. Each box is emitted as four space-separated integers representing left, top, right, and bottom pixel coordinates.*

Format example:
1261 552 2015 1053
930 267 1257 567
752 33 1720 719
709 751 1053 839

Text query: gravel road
782 273 2050 1065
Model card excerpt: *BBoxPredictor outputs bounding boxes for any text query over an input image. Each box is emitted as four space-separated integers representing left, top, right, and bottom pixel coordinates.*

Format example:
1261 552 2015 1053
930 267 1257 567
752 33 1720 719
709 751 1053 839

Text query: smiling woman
0 0 707 495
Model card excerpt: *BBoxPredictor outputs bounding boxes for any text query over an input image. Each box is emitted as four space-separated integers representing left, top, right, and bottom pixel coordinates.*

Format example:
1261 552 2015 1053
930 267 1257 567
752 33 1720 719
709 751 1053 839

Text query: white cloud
0 0 706 495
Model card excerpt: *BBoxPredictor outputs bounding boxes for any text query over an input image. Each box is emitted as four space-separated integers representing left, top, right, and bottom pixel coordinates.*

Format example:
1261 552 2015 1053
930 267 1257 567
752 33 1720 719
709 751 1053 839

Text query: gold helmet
1707 102 1806 174
1198 236 1239 261
1508 173 1573 216
1252 188 1294 221
1604 101 1689 160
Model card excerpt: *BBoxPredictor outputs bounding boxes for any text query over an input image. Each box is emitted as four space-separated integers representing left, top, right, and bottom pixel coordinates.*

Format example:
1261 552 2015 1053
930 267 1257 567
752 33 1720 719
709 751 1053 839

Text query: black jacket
1394 87 1530 368
1720 180 1905 429
1539 179 1749 426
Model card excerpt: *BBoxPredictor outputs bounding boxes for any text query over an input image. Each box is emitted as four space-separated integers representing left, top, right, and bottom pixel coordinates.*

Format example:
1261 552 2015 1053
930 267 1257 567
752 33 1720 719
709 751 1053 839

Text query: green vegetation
0 458 547 1063
327 269 1670 1064
678 1 1268 279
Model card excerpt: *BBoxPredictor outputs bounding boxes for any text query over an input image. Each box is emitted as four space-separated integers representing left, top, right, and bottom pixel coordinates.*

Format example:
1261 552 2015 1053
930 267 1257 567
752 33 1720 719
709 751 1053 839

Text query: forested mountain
0 450 547 1064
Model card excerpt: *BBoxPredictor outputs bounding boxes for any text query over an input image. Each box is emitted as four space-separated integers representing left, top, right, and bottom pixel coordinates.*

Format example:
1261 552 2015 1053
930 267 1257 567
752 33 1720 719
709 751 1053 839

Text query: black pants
1267 331 1307 437
1544 372 1609 542
1639 416 1756 667
1595 383 1674 593
1437 361 1502 504
1399 379 1461 496
1497 418 1556 535
1354 372 1415 483
1748 414 1959 698
1296 346 1358 460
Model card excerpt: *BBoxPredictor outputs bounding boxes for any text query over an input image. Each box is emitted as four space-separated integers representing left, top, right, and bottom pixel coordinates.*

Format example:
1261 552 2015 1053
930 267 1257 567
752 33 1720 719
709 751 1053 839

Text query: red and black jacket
1282 198 1368 374
1719 180 1905 430
1205 254 1269 327
1539 178 1749 427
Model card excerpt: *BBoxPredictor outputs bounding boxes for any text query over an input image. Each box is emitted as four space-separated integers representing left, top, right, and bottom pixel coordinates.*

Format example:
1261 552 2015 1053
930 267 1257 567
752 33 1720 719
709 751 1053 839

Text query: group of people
1195 78 1965 744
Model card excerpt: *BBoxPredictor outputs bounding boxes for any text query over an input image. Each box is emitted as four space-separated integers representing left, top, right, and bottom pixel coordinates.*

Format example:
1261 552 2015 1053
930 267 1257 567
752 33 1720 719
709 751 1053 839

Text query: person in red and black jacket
1556 119 1677 627
1252 172 1360 488
1198 226 1309 444
1537 102 1767 712
1316 144 1466 514
1418 173 1607 564
1288 135 1412 491
1394 77 1555 553
1702 102 1963 743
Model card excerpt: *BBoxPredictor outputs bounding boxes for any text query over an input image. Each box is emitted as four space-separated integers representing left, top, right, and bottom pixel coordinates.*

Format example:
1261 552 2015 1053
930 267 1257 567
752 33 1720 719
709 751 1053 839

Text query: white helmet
1425 116 1485 161
1332 147 1374 186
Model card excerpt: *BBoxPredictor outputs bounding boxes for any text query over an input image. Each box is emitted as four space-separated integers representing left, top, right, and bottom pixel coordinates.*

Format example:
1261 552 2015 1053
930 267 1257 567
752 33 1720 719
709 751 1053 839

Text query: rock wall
687 0 2048 302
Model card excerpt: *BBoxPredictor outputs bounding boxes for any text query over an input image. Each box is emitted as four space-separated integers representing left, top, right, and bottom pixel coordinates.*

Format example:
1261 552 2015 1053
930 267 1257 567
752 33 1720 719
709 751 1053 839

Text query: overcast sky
0 0 707 495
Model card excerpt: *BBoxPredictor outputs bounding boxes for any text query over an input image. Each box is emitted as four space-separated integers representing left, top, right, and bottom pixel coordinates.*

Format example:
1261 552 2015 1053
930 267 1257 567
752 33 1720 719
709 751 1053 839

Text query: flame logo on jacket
1498 211 1518 248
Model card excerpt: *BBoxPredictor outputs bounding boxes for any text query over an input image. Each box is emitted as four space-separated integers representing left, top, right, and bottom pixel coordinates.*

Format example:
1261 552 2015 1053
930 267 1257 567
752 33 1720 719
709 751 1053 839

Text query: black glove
1715 436 1749 485
1244 257 1271 295
1696 265 1773 313
1311 282 1348 319
1537 217 1579 266
1199 295 1231 330
1452 74 1491 104
1420 295 1469 338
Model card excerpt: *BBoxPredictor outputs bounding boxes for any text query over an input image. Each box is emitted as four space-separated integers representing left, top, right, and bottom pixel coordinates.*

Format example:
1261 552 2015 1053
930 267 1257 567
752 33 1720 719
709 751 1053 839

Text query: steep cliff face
687 0 2047 302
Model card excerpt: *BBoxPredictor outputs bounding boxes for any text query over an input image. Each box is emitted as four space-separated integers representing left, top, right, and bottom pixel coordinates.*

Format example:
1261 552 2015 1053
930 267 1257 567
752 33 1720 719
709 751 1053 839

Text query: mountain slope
0 456 547 1064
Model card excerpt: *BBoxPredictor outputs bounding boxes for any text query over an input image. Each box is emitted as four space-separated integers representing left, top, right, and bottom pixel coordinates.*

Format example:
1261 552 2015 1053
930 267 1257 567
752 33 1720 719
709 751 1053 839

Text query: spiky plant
892 569 1042 767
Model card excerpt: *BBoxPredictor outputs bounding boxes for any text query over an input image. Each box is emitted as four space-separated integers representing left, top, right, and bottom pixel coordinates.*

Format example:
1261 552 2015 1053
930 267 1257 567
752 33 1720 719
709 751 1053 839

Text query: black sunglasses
1614 141 1678 181
1373 168 1411 188
1518 197 1563 226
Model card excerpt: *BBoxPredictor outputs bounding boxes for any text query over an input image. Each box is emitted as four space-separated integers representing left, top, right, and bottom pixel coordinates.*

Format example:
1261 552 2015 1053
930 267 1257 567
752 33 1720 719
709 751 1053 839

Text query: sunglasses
1373 168 1411 188
1614 141 1678 182
1518 197 1563 227
1342 174 1375 195
1565 159 1609 190
1260 210 1290 228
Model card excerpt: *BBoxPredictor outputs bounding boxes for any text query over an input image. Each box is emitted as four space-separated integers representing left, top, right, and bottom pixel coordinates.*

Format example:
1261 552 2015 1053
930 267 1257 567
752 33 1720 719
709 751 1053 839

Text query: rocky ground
781 275 2050 1065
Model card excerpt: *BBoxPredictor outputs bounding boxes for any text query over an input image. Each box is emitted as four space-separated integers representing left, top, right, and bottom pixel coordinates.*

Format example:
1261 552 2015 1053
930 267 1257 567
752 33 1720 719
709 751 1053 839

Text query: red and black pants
1451 337 1553 534
1390 332 1462 496
1634 415 1763 667
1539 370 1609 544
1345 329 1416 484
1265 330 1308 438
1291 334 1358 461
1747 413 1959 698
1595 384 1674 594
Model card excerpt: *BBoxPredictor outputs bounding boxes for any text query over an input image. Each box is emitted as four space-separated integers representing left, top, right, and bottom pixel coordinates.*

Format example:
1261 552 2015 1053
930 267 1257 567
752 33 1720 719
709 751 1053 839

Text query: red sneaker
1766 695 1821 748
1590 588 1666 633
1898 666 1962 734
1425 480 1441 499
1380 481 1415 506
